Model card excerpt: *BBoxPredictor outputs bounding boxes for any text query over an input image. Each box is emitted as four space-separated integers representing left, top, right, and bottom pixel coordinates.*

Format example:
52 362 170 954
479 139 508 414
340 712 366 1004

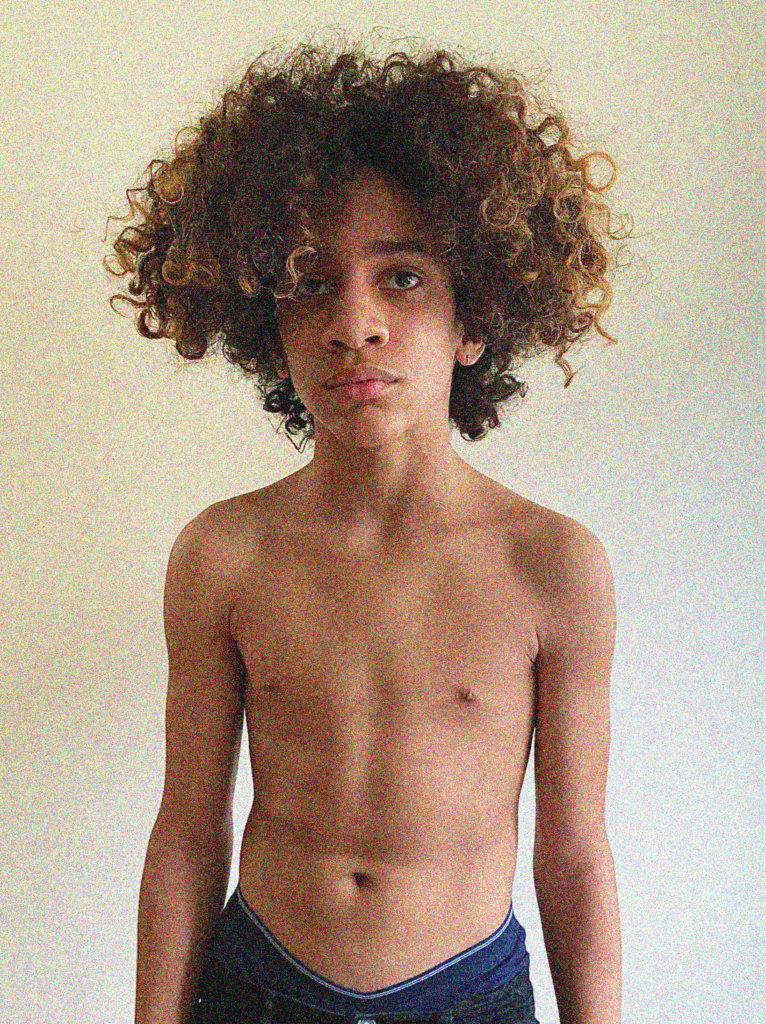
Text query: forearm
534 845 621 1024
135 816 232 1024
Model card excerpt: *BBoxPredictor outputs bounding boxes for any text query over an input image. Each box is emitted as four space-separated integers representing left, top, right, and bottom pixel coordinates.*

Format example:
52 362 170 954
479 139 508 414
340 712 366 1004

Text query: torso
222 467 550 991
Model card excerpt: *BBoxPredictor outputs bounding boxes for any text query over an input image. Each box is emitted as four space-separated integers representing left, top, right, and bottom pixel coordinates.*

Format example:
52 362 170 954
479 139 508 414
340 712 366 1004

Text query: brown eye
388 270 421 290
295 275 328 296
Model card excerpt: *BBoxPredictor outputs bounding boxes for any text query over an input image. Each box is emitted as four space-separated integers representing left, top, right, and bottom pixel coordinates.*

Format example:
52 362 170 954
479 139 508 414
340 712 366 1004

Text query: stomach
236 798 519 991
233 652 534 989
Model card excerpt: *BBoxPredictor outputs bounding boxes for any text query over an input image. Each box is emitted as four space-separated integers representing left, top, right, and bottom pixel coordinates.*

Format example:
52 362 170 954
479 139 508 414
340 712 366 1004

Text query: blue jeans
193 886 539 1023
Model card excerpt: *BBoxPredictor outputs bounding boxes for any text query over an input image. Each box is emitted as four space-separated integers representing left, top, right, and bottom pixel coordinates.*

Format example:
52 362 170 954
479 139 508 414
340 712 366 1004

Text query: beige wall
2 2 763 1020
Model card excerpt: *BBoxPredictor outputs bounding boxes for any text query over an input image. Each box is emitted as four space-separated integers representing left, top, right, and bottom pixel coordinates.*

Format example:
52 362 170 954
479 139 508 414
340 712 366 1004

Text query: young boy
107 38 627 1024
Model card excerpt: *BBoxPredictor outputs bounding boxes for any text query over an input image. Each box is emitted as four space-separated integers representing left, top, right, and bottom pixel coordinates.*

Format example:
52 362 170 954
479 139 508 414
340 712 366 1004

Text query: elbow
148 802 234 864
533 826 615 891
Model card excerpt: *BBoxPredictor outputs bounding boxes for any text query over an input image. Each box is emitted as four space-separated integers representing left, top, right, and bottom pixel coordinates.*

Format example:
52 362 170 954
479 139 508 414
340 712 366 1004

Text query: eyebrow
314 238 436 260
364 238 433 257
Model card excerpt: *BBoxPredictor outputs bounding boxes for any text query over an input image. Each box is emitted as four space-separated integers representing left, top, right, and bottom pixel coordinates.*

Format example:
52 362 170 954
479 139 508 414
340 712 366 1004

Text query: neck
298 428 476 548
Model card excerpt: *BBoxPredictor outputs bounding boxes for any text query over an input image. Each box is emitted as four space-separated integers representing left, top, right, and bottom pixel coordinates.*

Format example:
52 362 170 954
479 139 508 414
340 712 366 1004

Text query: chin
321 411 410 449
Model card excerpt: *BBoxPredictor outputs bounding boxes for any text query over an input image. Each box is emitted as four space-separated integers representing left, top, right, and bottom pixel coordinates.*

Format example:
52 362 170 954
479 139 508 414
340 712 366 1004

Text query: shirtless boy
107 39 627 1024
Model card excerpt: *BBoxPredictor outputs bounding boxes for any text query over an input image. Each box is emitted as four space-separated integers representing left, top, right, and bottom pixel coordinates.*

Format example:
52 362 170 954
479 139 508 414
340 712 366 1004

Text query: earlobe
454 320 486 368
456 338 486 367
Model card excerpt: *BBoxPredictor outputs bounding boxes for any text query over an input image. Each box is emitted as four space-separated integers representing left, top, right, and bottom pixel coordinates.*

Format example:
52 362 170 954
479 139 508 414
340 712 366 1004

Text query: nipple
352 871 374 890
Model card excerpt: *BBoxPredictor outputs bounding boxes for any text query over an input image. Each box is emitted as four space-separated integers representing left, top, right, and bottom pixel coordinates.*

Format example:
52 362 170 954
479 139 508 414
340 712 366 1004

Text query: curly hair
104 37 633 450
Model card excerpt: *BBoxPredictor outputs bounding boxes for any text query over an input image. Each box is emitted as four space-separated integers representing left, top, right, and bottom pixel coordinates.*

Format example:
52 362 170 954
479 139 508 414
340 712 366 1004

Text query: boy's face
275 166 484 448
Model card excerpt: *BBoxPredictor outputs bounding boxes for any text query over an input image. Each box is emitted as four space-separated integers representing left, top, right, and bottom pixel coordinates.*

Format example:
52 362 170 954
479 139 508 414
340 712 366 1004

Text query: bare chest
221 492 545 972
231 521 542 880
232 531 538 775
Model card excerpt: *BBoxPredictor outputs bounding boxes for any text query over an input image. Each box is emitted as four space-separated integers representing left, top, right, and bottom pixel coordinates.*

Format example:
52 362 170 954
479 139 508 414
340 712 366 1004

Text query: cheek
275 309 323 364
274 316 304 369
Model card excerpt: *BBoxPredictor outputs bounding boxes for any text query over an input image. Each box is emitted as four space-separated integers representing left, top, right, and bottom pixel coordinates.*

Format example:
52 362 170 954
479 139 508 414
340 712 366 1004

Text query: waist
204 884 531 1016
239 824 516 988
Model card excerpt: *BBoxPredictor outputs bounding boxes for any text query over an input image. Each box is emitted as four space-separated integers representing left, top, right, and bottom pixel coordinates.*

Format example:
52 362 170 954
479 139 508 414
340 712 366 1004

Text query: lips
325 367 398 388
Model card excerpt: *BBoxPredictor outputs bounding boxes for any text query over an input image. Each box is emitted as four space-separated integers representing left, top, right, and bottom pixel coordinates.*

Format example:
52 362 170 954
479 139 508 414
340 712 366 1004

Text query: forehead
316 168 433 255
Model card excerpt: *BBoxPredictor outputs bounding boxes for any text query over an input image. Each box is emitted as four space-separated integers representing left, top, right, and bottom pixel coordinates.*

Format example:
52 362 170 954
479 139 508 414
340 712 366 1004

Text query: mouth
325 367 399 389
326 379 395 399
326 377 391 388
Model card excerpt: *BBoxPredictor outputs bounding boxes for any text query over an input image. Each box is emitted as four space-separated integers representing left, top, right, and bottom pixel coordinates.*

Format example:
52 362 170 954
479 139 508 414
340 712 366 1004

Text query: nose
320 289 389 352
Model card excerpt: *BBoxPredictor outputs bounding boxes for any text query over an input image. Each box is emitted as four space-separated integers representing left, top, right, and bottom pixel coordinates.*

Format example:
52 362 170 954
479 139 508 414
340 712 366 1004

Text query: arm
135 508 246 1024
532 519 621 1024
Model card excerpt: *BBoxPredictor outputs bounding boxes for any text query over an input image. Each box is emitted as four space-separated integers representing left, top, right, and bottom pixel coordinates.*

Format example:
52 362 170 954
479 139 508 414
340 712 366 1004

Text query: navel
352 871 375 891
456 686 478 704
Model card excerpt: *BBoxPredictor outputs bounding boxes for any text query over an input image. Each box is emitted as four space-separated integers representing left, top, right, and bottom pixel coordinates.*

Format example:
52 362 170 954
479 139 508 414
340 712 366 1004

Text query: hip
193 885 537 1022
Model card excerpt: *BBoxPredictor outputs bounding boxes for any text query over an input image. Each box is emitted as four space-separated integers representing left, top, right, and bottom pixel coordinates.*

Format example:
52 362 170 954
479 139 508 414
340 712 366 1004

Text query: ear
454 324 486 367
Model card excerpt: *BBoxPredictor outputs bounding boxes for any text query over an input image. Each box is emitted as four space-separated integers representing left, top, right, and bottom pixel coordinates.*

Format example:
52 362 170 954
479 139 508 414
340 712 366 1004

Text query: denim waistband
205 884 531 1017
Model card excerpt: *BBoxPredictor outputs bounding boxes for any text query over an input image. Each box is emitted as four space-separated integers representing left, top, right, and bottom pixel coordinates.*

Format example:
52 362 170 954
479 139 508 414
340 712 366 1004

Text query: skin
272 165 487 549
134 167 621 1024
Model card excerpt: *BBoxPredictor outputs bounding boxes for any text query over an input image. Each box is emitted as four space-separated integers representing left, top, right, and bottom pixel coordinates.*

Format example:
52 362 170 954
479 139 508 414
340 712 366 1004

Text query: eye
294 275 328 297
291 268 423 298
387 269 422 291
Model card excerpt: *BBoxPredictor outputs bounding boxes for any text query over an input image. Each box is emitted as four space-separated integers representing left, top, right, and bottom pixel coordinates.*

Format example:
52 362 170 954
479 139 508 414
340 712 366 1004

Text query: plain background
2 2 763 1021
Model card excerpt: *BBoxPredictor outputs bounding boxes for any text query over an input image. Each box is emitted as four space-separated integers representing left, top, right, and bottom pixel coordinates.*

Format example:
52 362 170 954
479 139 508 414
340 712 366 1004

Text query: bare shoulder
165 489 271 605
527 502 613 609
490 481 615 636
